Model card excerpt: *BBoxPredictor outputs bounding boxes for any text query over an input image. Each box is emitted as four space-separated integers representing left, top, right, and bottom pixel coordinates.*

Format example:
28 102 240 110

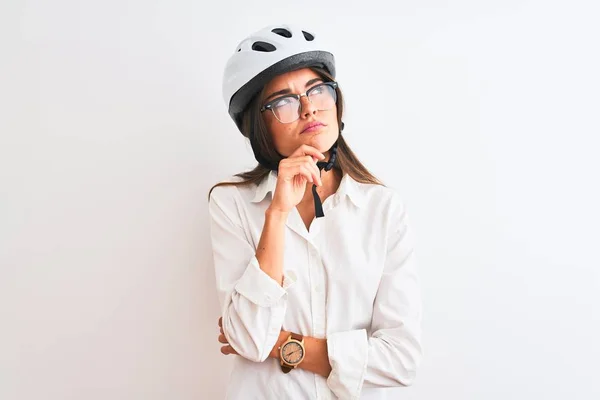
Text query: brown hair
208 67 383 199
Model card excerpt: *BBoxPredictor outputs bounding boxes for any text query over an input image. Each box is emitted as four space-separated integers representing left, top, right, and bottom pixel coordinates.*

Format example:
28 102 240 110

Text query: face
261 68 339 157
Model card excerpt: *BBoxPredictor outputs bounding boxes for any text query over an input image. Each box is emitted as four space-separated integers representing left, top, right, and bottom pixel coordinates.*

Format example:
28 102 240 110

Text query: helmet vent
302 31 315 41
271 28 292 38
252 41 277 52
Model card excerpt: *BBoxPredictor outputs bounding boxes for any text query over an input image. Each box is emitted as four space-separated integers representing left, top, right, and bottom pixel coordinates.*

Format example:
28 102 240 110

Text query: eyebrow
263 78 324 102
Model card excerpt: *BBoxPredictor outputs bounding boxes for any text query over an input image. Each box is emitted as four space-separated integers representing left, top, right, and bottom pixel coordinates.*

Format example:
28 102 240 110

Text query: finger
307 160 322 186
297 164 316 184
302 162 322 186
281 157 316 169
218 317 222 327
292 157 321 186
289 144 325 160
220 326 224 334
218 334 228 344
280 156 319 178
283 159 321 186
288 155 321 166
220 345 238 356
280 164 313 183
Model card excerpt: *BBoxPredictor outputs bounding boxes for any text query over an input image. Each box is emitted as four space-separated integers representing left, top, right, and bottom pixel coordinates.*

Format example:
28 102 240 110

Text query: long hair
208 67 383 199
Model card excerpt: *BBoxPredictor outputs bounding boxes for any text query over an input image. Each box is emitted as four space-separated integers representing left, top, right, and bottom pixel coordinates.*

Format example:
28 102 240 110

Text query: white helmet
222 24 336 135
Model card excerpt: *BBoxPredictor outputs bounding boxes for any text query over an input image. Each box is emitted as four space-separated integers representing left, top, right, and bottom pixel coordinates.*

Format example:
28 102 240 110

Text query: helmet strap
312 141 338 218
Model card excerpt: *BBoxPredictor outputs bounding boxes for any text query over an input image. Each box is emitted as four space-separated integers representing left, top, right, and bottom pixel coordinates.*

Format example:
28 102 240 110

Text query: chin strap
312 142 338 218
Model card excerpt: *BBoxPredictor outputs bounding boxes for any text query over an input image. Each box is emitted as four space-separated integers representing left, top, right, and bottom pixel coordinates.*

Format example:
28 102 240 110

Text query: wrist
270 330 290 359
265 206 289 222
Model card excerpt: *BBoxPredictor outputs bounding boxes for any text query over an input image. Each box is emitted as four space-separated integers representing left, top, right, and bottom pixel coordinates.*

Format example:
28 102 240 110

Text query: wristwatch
279 333 305 373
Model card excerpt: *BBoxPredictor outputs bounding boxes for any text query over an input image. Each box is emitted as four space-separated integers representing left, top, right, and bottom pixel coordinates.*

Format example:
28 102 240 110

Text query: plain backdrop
1 1 599 399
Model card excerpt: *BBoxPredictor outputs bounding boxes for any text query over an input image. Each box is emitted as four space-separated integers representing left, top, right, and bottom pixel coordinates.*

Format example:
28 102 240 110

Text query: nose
300 95 317 119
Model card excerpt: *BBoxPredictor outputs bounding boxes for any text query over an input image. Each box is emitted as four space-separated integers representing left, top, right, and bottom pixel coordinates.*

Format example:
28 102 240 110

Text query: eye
272 96 296 108
309 84 327 96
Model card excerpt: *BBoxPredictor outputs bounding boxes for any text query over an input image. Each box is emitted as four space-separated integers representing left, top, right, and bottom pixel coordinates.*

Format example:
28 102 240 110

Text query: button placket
308 242 329 399
308 244 326 338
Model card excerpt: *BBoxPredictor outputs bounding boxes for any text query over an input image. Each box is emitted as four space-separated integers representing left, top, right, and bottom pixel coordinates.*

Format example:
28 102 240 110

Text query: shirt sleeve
209 186 296 362
326 193 423 399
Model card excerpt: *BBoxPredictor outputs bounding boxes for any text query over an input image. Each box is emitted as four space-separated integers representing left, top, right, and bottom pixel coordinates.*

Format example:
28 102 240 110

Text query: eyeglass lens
272 84 337 123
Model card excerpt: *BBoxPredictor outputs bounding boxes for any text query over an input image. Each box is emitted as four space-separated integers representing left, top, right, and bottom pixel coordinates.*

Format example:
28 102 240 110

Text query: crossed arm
217 317 332 378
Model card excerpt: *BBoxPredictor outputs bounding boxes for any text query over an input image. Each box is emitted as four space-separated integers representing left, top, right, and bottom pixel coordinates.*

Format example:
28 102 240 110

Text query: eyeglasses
260 81 338 124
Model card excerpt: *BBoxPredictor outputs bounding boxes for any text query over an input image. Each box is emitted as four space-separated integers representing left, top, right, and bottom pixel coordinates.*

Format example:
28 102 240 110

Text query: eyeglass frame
259 81 339 123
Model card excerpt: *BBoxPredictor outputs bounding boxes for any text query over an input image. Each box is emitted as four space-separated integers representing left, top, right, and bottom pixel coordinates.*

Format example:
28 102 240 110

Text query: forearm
269 331 332 378
256 208 289 286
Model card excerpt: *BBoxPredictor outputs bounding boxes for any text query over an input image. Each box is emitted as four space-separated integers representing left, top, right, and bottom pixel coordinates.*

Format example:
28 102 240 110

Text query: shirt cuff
234 256 297 307
326 329 369 400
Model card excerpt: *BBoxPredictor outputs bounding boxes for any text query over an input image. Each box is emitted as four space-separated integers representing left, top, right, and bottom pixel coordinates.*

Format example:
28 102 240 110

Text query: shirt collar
250 170 366 208
251 170 278 204
338 173 367 208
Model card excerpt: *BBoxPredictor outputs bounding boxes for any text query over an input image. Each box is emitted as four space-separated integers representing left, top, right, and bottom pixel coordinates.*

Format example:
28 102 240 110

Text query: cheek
326 111 339 131
268 121 296 154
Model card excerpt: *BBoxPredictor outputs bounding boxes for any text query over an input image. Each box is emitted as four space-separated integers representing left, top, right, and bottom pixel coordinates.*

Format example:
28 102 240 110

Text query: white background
1 1 599 399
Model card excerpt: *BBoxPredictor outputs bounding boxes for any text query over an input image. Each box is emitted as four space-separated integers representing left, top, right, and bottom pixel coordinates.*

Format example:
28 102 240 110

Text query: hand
217 317 238 356
269 145 326 214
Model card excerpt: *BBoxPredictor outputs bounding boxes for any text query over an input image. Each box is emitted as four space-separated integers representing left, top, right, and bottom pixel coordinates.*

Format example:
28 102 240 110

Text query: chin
305 130 338 152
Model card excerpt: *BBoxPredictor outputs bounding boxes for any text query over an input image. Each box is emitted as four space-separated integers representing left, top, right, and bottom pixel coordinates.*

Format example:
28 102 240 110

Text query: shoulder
209 175 242 199
352 179 407 213
356 183 414 245
208 174 262 207
208 176 249 225
350 180 412 237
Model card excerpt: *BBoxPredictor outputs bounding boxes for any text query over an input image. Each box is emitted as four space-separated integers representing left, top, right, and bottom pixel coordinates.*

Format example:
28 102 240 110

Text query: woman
209 24 423 399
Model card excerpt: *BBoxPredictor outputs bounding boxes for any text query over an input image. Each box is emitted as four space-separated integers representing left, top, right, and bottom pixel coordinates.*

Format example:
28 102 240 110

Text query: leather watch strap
290 332 303 341
281 365 292 374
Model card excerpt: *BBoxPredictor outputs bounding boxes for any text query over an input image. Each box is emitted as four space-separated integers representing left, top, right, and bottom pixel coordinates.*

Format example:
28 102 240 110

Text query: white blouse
209 170 423 400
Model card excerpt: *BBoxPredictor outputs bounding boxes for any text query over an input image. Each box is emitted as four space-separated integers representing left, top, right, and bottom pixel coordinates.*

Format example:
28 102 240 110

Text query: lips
301 121 326 134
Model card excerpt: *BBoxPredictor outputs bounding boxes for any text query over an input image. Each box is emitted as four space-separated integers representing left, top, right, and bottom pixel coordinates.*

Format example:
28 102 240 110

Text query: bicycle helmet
222 24 336 134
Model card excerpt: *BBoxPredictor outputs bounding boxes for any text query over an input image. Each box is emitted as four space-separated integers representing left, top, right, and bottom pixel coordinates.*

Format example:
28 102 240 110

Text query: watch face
281 341 304 364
